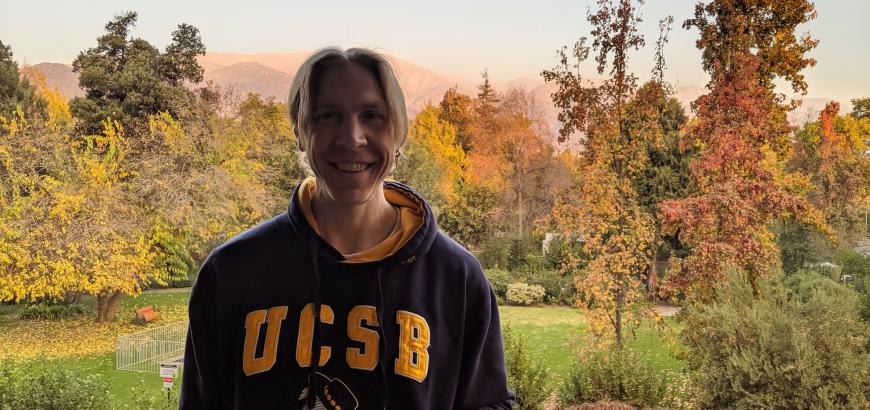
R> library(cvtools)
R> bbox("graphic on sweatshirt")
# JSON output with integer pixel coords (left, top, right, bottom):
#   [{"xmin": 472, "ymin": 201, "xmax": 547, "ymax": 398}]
[{"xmin": 298, "ymin": 372, "xmax": 359, "ymax": 410}]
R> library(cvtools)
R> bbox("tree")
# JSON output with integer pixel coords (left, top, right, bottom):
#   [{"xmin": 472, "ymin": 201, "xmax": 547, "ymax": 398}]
[
  {"xmin": 71, "ymin": 12, "xmax": 206, "ymax": 135},
  {"xmin": 659, "ymin": 0, "xmax": 828, "ymax": 299},
  {"xmin": 788, "ymin": 101, "xmax": 870, "ymax": 250},
  {"xmin": 851, "ymin": 97, "xmax": 870, "ymax": 120},
  {"xmin": 0, "ymin": 112, "xmax": 156, "ymax": 321},
  {"xmin": 0, "ymin": 79, "xmax": 303, "ymax": 321},
  {"xmin": 438, "ymin": 87, "xmax": 474, "ymax": 152},
  {"xmin": 625, "ymin": 81, "xmax": 694, "ymax": 298},
  {"xmin": 543, "ymin": 0, "xmax": 660, "ymax": 349},
  {"xmin": 471, "ymin": 69, "xmax": 501, "ymax": 155},
  {"xmin": 684, "ymin": 0, "xmax": 819, "ymax": 93},
  {"xmin": 0, "ymin": 40, "xmax": 43, "ymax": 119},
  {"xmin": 394, "ymin": 105, "xmax": 468, "ymax": 215},
  {"xmin": 437, "ymin": 178, "xmax": 501, "ymax": 249}
]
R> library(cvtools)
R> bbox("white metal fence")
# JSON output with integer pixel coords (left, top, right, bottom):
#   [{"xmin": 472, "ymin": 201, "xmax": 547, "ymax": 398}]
[{"xmin": 116, "ymin": 321, "xmax": 187, "ymax": 373}]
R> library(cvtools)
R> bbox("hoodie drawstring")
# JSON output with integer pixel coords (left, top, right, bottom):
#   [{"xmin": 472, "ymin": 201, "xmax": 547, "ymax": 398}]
[
  {"xmin": 375, "ymin": 267, "xmax": 391, "ymax": 409},
  {"xmin": 307, "ymin": 238, "xmax": 392, "ymax": 409},
  {"xmin": 308, "ymin": 239, "xmax": 322, "ymax": 408}
]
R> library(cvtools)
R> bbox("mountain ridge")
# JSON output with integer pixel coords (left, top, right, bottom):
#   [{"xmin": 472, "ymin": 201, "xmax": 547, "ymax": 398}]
[{"xmin": 23, "ymin": 52, "xmax": 842, "ymax": 134}]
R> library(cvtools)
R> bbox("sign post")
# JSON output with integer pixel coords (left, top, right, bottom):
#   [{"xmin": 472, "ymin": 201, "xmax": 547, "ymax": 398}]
[{"xmin": 160, "ymin": 362, "xmax": 180, "ymax": 402}]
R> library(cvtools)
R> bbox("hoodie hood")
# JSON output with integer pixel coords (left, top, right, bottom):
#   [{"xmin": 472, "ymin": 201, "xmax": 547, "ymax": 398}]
[{"xmin": 286, "ymin": 178, "xmax": 438, "ymax": 267}]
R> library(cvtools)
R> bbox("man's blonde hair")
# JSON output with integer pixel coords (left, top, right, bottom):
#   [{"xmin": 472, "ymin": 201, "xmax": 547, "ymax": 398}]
[{"xmin": 288, "ymin": 47, "xmax": 408, "ymax": 153}]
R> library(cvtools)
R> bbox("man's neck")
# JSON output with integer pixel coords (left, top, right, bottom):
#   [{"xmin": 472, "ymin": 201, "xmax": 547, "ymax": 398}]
[{"xmin": 312, "ymin": 187, "xmax": 398, "ymax": 255}]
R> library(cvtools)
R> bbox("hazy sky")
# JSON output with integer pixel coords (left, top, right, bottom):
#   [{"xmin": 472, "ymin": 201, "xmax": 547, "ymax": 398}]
[{"xmin": 2, "ymin": 0, "xmax": 868, "ymax": 104}]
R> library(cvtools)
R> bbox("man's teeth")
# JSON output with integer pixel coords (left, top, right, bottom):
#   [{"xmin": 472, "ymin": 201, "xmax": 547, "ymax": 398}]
[{"xmin": 335, "ymin": 162, "xmax": 369, "ymax": 172}]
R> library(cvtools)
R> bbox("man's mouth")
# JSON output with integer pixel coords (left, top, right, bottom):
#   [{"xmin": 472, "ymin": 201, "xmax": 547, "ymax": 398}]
[{"xmin": 331, "ymin": 162, "xmax": 374, "ymax": 173}]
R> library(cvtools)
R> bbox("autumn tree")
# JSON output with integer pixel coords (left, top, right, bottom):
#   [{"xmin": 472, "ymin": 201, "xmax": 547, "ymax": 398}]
[
  {"xmin": 0, "ymin": 73, "xmax": 304, "ymax": 322},
  {"xmin": 543, "ymin": 0, "xmax": 661, "ymax": 348},
  {"xmin": 71, "ymin": 12, "xmax": 206, "ymax": 135},
  {"xmin": 0, "ymin": 109, "xmax": 157, "ymax": 321},
  {"xmin": 659, "ymin": 0, "xmax": 827, "ymax": 299},
  {"xmin": 438, "ymin": 86, "xmax": 474, "ymax": 152},
  {"xmin": 785, "ymin": 101, "xmax": 870, "ymax": 257},
  {"xmin": 139, "ymin": 92, "xmax": 305, "ymax": 280},
  {"xmin": 435, "ymin": 87, "xmax": 506, "ymax": 249},
  {"xmin": 394, "ymin": 105, "xmax": 468, "ymax": 214}
]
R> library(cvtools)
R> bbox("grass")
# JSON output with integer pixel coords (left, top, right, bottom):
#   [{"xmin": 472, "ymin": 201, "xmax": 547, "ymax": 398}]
[
  {"xmin": 2, "ymin": 291, "xmax": 684, "ymax": 407},
  {"xmin": 500, "ymin": 305, "xmax": 684, "ymax": 387},
  {"xmin": 0, "ymin": 290, "xmax": 190, "ymax": 407}
]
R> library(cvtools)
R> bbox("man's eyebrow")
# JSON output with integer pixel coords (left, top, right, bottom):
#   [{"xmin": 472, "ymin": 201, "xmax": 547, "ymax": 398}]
[
  {"xmin": 313, "ymin": 103, "xmax": 341, "ymax": 111},
  {"xmin": 360, "ymin": 101, "xmax": 387, "ymax": 111}
]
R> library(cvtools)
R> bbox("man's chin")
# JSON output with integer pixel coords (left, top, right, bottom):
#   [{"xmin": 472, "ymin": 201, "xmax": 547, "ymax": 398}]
[{"xmin": 321, "ymin": 185, "xmax": 381, "ymax": 207}]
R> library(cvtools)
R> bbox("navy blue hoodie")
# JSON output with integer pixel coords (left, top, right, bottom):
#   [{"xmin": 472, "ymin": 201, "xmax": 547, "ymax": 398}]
[{"xmin": 179, "ymin": 180, "xmax": 515, "ymax": 409}]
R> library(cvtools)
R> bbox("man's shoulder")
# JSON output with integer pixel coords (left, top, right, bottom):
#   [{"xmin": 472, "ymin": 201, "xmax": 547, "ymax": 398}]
[
  {"xmin": 426, "ymin": 231, "xmax": 490, "ymax": 287},
  {"xmin": 206, "ymin": 212, "xmax": 293, "ymax": 267},
  {"xmin": 429, "ymin": 231, "xmax": 479, "ymax": 266}
]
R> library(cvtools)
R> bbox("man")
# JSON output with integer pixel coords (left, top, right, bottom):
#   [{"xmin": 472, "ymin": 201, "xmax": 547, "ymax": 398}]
[{"xmin": 180, "ymin": 47, "xmax": 514, "ymax": 409}]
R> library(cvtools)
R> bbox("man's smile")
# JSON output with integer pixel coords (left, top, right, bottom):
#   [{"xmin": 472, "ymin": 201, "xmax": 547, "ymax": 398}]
[{"xmin": 331, "ymin": 162, "xmax": 375, "ymax": 173}]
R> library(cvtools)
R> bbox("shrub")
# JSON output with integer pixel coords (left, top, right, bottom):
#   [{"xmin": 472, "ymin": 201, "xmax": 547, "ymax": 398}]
[
  {"xmin": 861, "ymin": 292, "xmax": 870, "ymax": 323},
  {"xmin": 485, "ymin": 268, "xmax": 512, "ymax": 303},
  {"xmin": 836, "ymin": 249, "xmax": 870, "ymax": 292},
  {"xmin": 525, "ymin": 270, "xmax": 576, "ymax": 305},
  {"xmin": 558, "ymin": 347, "xmax": 671, "ymax": 408},
  {"xmin": 129, "ymin": 377, "xmax": 180, "ymax": 410},
  {"xmin": 543, "ymin": 234, "xmax": 587, "ymax": 271},
  {"xmin": 801, "ymin": 262, "xmax": 842, "ymax": 281},
  {"xmin": 681, "ymin": 268, "xmax": 870, "ymax": 408},
  {"xmin": 502, "ymin": 326, "xmax": 550, "ymax": 410},
  {"xmin": 0, "ymin": 361, "xmax": 17, "ymax": 407},
  {"xmin": 507, "ymin": 282, "xmax": 545, "ymax": 305},
  {"xmin": 478, "ymin": 236, "xmax": 513, "ymax": 270},
  {"xmin": 17, "ymin": 303, "xmax": 88, "ymax": 320},
  {"xmin": 0, "ymin": 360, "xmax": 112, "ymax": 409}
]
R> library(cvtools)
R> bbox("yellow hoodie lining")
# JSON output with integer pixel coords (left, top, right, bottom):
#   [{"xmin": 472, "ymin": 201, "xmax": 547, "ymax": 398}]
[{"xmin": 297, "ymin": 177, "xmax": 425, "ymax": 264}]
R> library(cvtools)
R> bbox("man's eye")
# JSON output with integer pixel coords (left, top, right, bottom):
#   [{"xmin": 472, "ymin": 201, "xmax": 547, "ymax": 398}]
[
  {"xmin": 363, "ymin": 111, "xmax": 386, "ymax": 123},
  {"xmin": 315, "ymin": 112, "xmax": 340, "ymax": 122}
]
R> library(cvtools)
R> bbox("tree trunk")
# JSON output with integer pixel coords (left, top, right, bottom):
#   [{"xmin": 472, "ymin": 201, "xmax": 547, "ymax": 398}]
[
  {"xmin": 615, "ymin": 284, "xmax": 624, "ymax": 349},
  {"xmin": 648, "ymin": 256, "xmax": 659, "ymax": 302},
  {"xmin": 96, "ymin": 291, "xmax": 123, "ymax": 322}
]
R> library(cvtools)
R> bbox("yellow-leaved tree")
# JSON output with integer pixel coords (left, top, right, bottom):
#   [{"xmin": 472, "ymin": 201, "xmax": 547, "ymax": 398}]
[
  {"xmin": 394, "ymin": 104, "xmax": 468, "ymax": 214},
  {"xmin": 0, "ymin": 108, "xmax": 156, "ymax": 321}
]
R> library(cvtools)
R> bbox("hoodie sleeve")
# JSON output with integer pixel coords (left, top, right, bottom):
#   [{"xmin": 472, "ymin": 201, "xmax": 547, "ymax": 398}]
[
  {"xmin": 453, "ymin": 265, "xmax": 516, "ymax": 410},
  {"xmin": 179, "ymin": 259, "xmax": 230, "ymax": 409}
]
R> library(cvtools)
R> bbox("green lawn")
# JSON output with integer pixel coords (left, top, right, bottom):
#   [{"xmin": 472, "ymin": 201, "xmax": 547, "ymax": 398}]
[
  {"xmin": 500, "ymin": 305, "xmax": 684, "ymax": 386},
  {"xmin": 3, "ymin": 292, "xmax": 684, "ymax": 407},
  {"xmin": 1, "ymin": 290, "xmax": 190, "ymax": 408}
]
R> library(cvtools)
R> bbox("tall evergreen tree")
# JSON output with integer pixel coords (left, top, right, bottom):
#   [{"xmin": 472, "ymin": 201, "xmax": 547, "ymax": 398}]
[
  {"xmin": 70, "ymin": 12, "xmax": 206, "ymax": 135},
  {"xmin": 0, "ymin": 40, "xmax": 43, "ymax": 119}
]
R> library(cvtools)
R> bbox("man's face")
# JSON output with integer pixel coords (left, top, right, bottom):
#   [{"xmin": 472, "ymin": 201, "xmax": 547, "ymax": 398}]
[{"xmin": 305, "ymin": 62, "xmax": 394, "ymax": 206}]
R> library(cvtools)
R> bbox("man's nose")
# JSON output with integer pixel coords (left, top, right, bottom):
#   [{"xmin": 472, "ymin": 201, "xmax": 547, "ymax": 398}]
[{"xmin": 335, "ymin": 116, "xmax": 367, "ymax": 149}]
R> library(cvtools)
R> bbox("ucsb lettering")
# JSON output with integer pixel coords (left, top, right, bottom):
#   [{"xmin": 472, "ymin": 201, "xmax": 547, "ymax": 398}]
[{"xmin": 242, "ymin": 304, "xmax": 431, "ymax": 383}]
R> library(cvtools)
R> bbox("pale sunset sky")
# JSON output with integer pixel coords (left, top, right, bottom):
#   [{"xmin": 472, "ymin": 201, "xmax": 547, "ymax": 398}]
[{"xmin": 2, "ymin": 0, "xmax": 868, "ymax": 105}]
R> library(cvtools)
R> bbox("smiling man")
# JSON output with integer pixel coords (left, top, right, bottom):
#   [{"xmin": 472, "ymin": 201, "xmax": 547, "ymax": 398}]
[{"xmin": 179, "ymin": 47, "xmax": 515, "ymax": 409}]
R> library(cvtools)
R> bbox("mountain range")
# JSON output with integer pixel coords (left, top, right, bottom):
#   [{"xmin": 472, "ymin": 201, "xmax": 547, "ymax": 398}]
[{"xmin": 23, "ymin": 52, "xmax": 841, "ymax": 144}]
